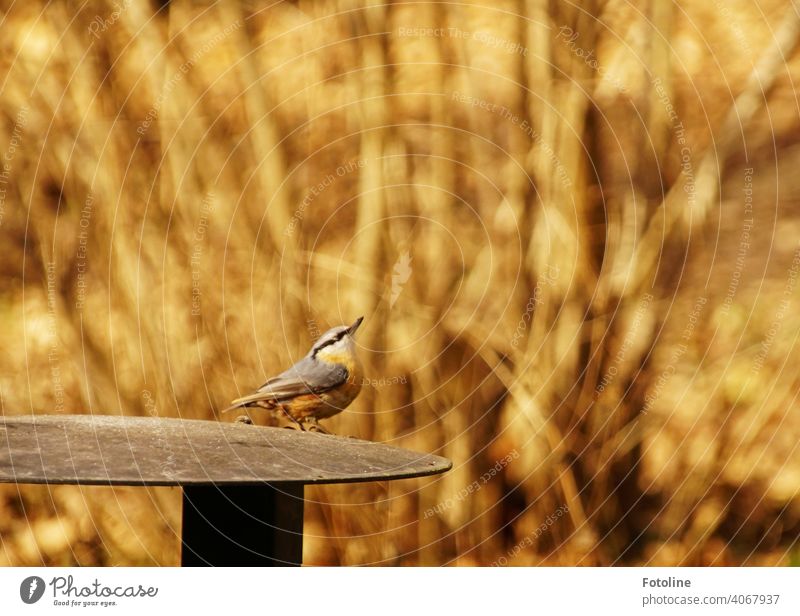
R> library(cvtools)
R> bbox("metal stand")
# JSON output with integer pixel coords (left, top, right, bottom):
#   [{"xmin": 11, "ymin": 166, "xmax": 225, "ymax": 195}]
[
  {"xmin": 0, "ymin": 415, "xmax": 451, "ymax": 566},
  {"xmin": 181, "ymin": 483, "xmax": 304, "ymax": 566}
]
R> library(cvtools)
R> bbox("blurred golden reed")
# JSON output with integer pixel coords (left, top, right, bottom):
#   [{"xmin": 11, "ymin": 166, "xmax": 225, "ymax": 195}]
[{"xmin": 1, "ymin": 0, "xmax": 800, "ymax": 565}]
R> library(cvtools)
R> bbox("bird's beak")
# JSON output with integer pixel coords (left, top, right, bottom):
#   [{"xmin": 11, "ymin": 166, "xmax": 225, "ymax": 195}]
[{"xmin": 347, "ymin": 316, "xmax": 364, "ymax": 336}]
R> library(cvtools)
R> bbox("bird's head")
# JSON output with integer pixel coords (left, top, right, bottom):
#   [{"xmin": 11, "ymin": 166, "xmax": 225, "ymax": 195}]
[{"xmin": 310, "ymin": 316, "xmax": 363, "ymax": 361}]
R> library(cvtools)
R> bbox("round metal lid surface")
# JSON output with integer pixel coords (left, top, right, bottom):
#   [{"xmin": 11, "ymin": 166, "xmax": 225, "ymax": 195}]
[{"xmin": 0, "ymin": 414, "xmax": 451, "ymax": 486}]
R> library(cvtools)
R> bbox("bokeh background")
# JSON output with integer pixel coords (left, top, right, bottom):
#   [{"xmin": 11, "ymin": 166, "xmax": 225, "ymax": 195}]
[{"xmin": 1, "ymin": 0, "xmax": 800, "ymax": 565}]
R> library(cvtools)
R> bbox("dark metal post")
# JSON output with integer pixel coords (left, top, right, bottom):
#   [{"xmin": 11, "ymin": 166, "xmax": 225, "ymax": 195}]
[{"xmin": 181, "ymin": 483, "xmax": 304, "ymax": 566}]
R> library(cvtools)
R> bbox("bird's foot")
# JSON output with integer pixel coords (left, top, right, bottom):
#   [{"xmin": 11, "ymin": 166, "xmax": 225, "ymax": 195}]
[
  {"xmin": 304, "ymin": 419, "xmax": 332, "ymax": 435},
  {"xmin": 279, "ymin": 405, "xmax": 306, "ymax": 431},
  {"xmin": 234, "ymin": 415, "xmax": 253, "ymax": 425}
]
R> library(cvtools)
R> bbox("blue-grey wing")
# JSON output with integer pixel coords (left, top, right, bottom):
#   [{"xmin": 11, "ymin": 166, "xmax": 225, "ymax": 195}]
[
  {"xmin": 260, "ymin": 356, "xmax": 349, "ymax": 397},
  {"xmin": 228, "ymin": 357, "xmax": 348, "ymax": 407}
]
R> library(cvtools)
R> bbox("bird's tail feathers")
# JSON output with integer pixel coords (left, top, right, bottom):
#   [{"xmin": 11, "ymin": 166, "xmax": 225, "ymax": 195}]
[{"xmin": 221, "ymin": 390, "xmax": 275, "ymax": 413}]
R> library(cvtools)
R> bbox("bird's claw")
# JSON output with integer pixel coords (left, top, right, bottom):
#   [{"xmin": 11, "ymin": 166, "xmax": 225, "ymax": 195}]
[{"xmin": 304, "ymin": 419, "xmax": 332, "ymax": 435}]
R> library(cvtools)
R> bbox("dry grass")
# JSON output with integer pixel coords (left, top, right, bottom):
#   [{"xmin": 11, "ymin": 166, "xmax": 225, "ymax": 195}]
[{"xmin": 1, "ymin": 0, "xmax": 800, "ymax": 565}]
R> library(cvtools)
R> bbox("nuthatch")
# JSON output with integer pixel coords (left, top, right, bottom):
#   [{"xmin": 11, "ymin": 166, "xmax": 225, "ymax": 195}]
[{"xmin": 223, "ymin": 317, "xmax": 364, "ymax": 434}]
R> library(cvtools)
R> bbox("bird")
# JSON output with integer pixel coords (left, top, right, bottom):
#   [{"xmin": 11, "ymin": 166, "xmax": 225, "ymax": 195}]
[{"xmin": 222, "ymin": 317, "xmax": 364, "ymax": 434}]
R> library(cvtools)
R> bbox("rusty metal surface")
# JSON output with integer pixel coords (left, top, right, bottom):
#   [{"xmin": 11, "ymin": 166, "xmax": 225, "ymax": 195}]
[{"xmin": 0, "ymin": 415, "xmax": 451, "ymax": 486}]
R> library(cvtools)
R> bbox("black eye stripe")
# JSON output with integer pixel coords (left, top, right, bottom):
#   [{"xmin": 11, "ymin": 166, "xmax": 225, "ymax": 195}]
[{"xmin": 312, "ymin": 331, "xmax": 345, "ymax": 355}]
